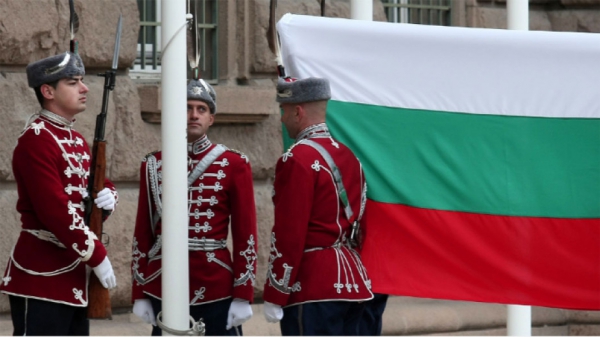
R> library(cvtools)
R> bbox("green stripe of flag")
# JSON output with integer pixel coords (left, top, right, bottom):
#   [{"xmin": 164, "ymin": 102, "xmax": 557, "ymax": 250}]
[{"xmin": 326, "ymin": 100, "xmax": 600, "ymax": 219}]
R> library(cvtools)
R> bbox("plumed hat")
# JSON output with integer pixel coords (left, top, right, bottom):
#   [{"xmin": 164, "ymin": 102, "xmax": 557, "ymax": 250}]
[
  {"xmin": 276, "ymin": 77, "xmax": 331, "ymax": 104},
  {"xmin": 187, "ymin": 79, "xmax": 217, "ymax": 114},
  {"xmin": 26, "ymin": 52, "xmax": 85, "ymax": 88}
]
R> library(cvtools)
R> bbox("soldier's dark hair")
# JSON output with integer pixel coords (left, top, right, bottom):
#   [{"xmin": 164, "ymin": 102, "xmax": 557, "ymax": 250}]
[{"xmin": 34, "ymin": 80, "xmax": 59, "ymax": 108}]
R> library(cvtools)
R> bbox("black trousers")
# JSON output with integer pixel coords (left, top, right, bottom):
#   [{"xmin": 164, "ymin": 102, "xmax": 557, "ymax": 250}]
[
  {"xmin": 9, "ymin": 295, "xmax": 89, "ymax": 336},
  {"xmin": 149, "ymin": 297, "xmax": 241, "ymax": 336},
  {"xmin": 358, "ymin": 293, "xmax": 389, "ymax": 336},
  {"xmin": 280, "ymin": 301, "xmax": 366, "ymax": 336}
]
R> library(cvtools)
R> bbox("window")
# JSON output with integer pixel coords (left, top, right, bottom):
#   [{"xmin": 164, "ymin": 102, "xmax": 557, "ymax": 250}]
[
  {"xmin": 134, "ymin": 0, "xmax": 161, "ymax": 73},
  {"xmin": 133, "ymin": 0, "xmax": 219, "ymax": 81},
  {"xmin": 382, "ymin": 0, "xmax": 452, "ymax": 26}
]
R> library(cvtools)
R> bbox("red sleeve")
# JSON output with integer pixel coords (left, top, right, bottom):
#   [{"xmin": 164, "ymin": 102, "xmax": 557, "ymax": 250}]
[
  {"xmin": 131, "ymin": 159, "xmax": 154, "ymax": 302},
  {"xmin": 263, "ymin": 152, "xmax": 313, "ymax": 306},
  {"xmin": 229, "ymin": 155, "xmax": 258, "ymax": 302}
]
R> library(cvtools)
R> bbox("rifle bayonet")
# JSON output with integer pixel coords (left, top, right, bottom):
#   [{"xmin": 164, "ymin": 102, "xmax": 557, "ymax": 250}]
[
  {"xmin": 69, "ymin": 0, "xmax": 80, "ymax": 53},
  {"xmin": 267, "ymin": 0, "xmax": 286, "ymax": 78},
  {"xmin": 86, "ymin": 14, "xmax": 122, "ymax": 320},
  {"xmin": 111, "ymin": 15, "xmax": 122, "ymax": 71},
  {"xmin": 187, "ymin": 1, "xmax": 201, "ymax": 79}
]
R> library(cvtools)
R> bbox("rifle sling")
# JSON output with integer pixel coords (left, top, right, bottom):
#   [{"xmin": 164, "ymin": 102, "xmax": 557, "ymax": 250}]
[{"xmin": 301, "ymin": 140, "xmax": 354, "ymax": 221}]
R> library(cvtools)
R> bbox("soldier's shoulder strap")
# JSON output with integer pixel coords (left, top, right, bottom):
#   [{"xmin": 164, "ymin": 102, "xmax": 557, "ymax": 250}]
[
  {"xmin": 300, "ymin": 139, "xmax": 354, "ymax": 221},
  {"xmin": 149, "ymin": 145, "xmax": 228, "ymax": 235},
  {"xmin": 187, "ymin": 144, "xmax": 227, "ymax": 186}
]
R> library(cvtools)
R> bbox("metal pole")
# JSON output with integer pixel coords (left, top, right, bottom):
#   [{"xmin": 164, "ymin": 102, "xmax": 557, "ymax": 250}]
[
  {"xmin": 156, "ymin": 0, "xmax": 162, "ymax": 50},
  {"xmin": 507, "ymin": 305, "xmax": 532, "ymax": 336},
  {"xmin": 507, "ymin": 0, "xmax": 528, "ymax": 30},
  {"xmin": 506, "ymin": 1, "xmax": 530, "ymax": 335},
  {"xmin": 350, "ymin": 0, "xmax": 373, "ymax": 21},
  {"xmin": 400, "ymin": 0, "xmax": 408, "ymax": 23},
  {"xmin": 160, "ymin": 0, "xmax": 189, "ymax": 335}
]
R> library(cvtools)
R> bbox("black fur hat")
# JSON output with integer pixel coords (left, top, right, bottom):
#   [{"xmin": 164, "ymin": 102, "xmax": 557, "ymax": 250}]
[
  {"xmin": 276, "ymin": 77, "xmax": 331, "ymax": 104},
  {"xmin": 26, "ymin": 52, "xmax": 85, "ymax": 88}
]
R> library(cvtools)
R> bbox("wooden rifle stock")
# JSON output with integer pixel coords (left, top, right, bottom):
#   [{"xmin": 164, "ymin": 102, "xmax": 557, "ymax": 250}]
[
  {"xmin": 77, "ymin": 8, "xmax": 121, "ymax": 322},
  {"xmin": 87, "ymin": 140, "xmax": 112, "ymax": 319}
]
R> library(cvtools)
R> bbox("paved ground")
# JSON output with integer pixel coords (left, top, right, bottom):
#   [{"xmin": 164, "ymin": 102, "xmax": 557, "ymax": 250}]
[
  {"xmin": 0, "ymin": 303, "xmax": 281, "ymax": 336},
  {"xmin": 0, "ymin": 296, "xmax": 590, "ymax": 336}
]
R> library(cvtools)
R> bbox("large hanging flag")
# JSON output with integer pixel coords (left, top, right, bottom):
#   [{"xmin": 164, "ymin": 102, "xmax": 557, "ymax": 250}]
[{"xmin": 277, "ymin": 14, "xmax": 600, "ymax": 310}]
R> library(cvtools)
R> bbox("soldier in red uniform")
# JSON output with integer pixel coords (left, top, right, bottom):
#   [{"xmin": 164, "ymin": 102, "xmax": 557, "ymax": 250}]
[
  {"xmin": 262, "ymin": 77, "xmax": 373, "ymax": 335},
  {"xmin": 131, "ymin": 78, "xmax": 257, "ymax": 336},
  {"xmin": 0, "ymin": 52, "xmax": 118, "ymax": 336}
]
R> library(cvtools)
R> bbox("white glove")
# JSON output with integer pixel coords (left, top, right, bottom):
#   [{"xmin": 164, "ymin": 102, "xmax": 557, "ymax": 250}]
[
  {"xmin": 133, "ymin": 299, "xmax": 156, "ymax": 326},
  {"xmin": 94, "ymin": 188, "xmax": 116, "ymax": 211},
  {"xmin": 263, "ymin": 301, "xmax": 283, "ymax": 323},
  {"xmin": 226, "ymin": 298, "xmax": 253, "ymax": 329},
  {"xmin": 92, "ymin": 256, "xmax": 117, "ymax": 289}
]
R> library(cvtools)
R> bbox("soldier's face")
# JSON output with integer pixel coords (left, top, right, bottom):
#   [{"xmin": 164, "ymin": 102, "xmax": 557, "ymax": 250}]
[
  {"xmin": 280, "ymin": 103, "xmax": 299, "ymax": 138},
  {"xmin": 43, "ymin": 76, "xmax": 88, "ymax": 119},
  {"xmin": 187, "ymin": 100, "xmax": 214, "ymax": 142}
]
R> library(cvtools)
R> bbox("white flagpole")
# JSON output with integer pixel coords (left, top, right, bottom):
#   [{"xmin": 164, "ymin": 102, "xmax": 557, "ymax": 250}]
[
  {"xmin": 351, "ymin": 0, "xmax": 373, "ymax": 21},
  {"xmin": 506, "ymin": 0, "xmax": 531, "ymax": 335},
  {"xmin": 400, "ymin": 0, "xmax": 408, "ymax": 23},
  {"xmin": 507, "ymin": 0, "xmax": 529, "ymax": 31},
  {"xmin": 160, "ymin": 0, "xmax": 190, "ymax": 335}
]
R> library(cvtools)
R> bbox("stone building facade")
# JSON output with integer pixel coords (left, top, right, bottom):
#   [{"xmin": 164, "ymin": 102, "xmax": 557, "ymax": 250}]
[{"xmin": 0, "ymin": 0, "xmax": 599, "ymax": 334}]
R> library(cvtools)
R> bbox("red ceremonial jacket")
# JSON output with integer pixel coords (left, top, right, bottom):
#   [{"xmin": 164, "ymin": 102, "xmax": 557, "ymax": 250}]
[
  {"xmin": 0, "ymin": 111, "xmax": 117, "ymax": 307},
  {"xmin": 132, "ymin": 135, "xmax": 257, "ymax": 305},
  {"xmin": 263, "ymin": 123, "xmax": 373, "ymax": 307}
]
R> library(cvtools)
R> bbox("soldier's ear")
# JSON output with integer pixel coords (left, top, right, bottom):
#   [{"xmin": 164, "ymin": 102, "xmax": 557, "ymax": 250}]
[
  {"xmin": 295, "ymin": 104, "xmax": 305, "ymax": 120},
  {"xmin": 40, "ymin": 84, "xmax": 55, "ymax": 100}
]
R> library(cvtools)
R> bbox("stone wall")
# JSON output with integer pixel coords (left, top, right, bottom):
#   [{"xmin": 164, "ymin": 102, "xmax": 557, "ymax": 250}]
[
  {"xmin": 1, "ymin": 0, "xmax": 600, "ymax": 335},
  {"xmin": 0, "ymin": 0, "xmax": 145, "ymax": 312},
  {"xmin": 464, "ymin": 0, "xmax": 600, "ymax": 31},
  {"xmin": 135, "ymin": 0, "xmax": 389, "ymax": 304},
  {"xmin": 0, "ymin": 0, "xmax": 386, "ymax": 311}
]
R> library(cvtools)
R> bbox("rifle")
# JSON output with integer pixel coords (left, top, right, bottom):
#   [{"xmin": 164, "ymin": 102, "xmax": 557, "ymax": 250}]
[
  {"xmin": 85, "ymin": 14, "xmax": 122, "ymax": 320},
  {"xmin": 187, "ymin": 0, "xmax": 201, "ymax": 80},
  {"xmin": 68, "ymin": 0, "xmax": 79, "ymax": 54},
  {"xmin": 267, "ymin": 0, "xmax": 286, "ymax": 78},
  {"xmin": 266, "ymin": 0, "xmax": 326, "ymax": 78}
]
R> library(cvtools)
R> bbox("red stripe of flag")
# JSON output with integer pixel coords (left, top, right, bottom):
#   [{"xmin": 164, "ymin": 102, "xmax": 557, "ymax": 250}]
[{"xmin": 360, "ymin": 200, "xmax": 600, "ymax": 310}]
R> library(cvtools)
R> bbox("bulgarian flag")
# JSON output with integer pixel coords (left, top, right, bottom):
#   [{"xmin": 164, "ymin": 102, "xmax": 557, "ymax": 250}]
[{"xmin": 277, "ymin": 14, "xmax": 600, "ymax": 310}]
